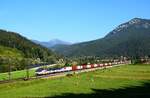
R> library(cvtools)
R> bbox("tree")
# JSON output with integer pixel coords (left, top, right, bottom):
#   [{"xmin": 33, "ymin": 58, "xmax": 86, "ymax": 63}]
[
  {"xmin": 6, "ymin": 57, "xmax": 14, "ymax": 81},
  {"xmin": 8, "ymin": 58, "xmax": 11, "ymax": 80},
  {"xmin": 21, "ymin": 58, "xmax": 33, "ymax": 80},
  {"xmin": 6, "ymin": 57, "xmax": 18, "ymax": 80}
]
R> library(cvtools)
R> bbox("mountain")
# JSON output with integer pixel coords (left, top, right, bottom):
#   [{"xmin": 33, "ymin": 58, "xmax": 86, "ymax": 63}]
[
  {"xmin": 0, "ymin": 29, "xmax": 60, "ymax": 72},
  {"xmin": 33, "ymin": 39, "xmax": 72, "ymax": 48},
  {"xmin": 53, "ymin": 18, "xmax": 150, "ymax": 58},
  {"xmin": 0, "ymin": 29, "xmax": 58, "ymax": 61}
]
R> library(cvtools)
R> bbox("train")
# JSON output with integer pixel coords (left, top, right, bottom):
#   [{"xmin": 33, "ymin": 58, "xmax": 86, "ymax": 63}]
[{"xmin": 35, "ymin": 61, "xmax": 125, "ymax": 76}]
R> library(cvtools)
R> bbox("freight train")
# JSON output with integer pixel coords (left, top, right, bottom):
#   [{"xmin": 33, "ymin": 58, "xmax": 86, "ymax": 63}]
[{"xmin": 35, "ymin": 61, "xmax": 125, "ymax": 76}]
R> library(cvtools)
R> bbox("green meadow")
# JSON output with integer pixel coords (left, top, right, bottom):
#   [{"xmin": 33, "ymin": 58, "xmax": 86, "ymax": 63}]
[
  {"xmin": 0, "ymin": 64, "xmax": 150, "ymax": 98},
  {"xmin": 0, "ymin": 69, "xmax": 35, "ymax": 81}
]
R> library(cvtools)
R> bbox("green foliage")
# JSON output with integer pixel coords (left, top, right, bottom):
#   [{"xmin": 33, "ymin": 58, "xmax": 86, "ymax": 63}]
[{"xmin": 64, "ymin": 63, "xmax": 72, "ymax": 67}]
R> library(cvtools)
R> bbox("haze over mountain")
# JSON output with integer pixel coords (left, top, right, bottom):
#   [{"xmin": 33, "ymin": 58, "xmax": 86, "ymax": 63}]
[
  {"xmin": 53, "ymin": 18, "xmax": 150, "ymax": 58},
  {"xmin": 33, "ymin": 39, "xmax": 72, "ymax": 48}
]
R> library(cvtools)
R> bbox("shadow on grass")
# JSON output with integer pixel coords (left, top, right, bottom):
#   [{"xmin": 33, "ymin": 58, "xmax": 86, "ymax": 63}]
[{"xmin": 46, "ymin": 81, "xmax": 150, "ymax": 98}]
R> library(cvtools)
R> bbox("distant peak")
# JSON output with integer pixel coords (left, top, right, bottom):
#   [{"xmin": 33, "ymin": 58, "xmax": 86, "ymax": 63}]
[
  {"xmin": 48, "ymin": 39, "xmax": 61, "ymax": 42},
  {"xmin": 129, "ymin": 18, "xmax": 150, "ymax": 23},
  {"xmin": 131, "ymin": 17, "xmax": 142, "ymax": 21},
  {"xmin": 128, "ymin": 18, "xmax": 143, "ymax": 25}
]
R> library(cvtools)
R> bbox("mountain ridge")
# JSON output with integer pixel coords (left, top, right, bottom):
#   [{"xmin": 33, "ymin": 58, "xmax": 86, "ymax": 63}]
[
  {"xmin": 33, "ymin": 39, "xmax": 72, "ymax": 48},
  {"xmin": 53, "ymin": 18, "xmax": 150, "ymax": 58}
]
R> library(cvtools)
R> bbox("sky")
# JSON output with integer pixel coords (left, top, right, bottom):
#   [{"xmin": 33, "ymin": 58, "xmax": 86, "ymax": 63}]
[{"xmin": 0, "ymin": 0, "xmax": 150, "ymax": 43}]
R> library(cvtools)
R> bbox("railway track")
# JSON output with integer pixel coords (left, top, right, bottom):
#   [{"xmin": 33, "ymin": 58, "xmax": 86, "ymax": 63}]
[{"xmin": 0, "ymin": 64, "xmax": 125, "ymax": 84}]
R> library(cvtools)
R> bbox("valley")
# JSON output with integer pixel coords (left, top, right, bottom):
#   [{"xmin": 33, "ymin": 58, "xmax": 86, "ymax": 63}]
[{"xmin": 0, "ymin": 1, "xmax": 150, "ymax": 97}]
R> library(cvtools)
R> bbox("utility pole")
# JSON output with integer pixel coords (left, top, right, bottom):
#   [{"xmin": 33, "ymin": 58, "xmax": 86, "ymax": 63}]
[{"xmin": 26, "ymin": 58, "xmax": 31, "ymax": 80}]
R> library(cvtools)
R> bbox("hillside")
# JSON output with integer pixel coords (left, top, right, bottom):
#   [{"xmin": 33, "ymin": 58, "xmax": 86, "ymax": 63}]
[
  {"xmin": 0, "ymin": 29, "xmax": 57, "ymax": 60},
  {"xmin": 0, "ymin": 29, "xmax": 59, "ymax": 72},
  {"xmin": 53, "ymin": 18, "xmax": 150, "ymax": 58},
  {"xmin": 0, "ymin": 45, "xmax": 24, "ymax": 58}
]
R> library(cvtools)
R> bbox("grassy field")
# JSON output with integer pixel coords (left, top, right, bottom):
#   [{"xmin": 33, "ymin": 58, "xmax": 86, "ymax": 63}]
[
  {"xmin": 0, "ymin": 69, "xmax": 35, "ymax": 81},
  {"xmin": 0, "ymin": 64, "xmax": 150, "ymax": 98}
]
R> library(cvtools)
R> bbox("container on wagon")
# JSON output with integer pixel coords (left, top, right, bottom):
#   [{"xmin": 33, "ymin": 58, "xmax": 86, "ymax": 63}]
[
  {"xmin": 86, "ymin": 64, "xmax": 91, "ymax": 68},
  {"xmin": 104, "ymin": 63, "xmax": 108, "ymax": 66},
  {"xmin": 72, "ymin": 65, "xmax": 77, "ymax": 71},
  {"xmin": 94, "ymin": 64, "xmax": 98, "ymax": 67},
  {"xmin": 108, "ymin": 63, "xmax": 112, "ymax": 66},
  {"xmin": 99, "ymin": 63, "xmax": 103, "ymax": 67},
  {"xmin": 77, "ymin": 66, "xmax": 83, "ymax": 70},
  {"xmin": 91, "ymin": 64, "xmax": 94, "ymax": 68},
  {"xmin": 82, "ymin": 65, "xmax": 87, "ymax": 69}
]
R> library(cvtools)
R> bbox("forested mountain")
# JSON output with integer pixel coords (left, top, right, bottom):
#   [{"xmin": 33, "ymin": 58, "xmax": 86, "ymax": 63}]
[
  {"xmin": 0, "ymin": 29, "xmax": 59, "ymax": 72},
  {"xmin": 53, "ymin": 18, "xmax": 150, "ymax": 58},
  {"xmin": 0, "ymin": 29, "xmax": 58, "ymax": 60}
]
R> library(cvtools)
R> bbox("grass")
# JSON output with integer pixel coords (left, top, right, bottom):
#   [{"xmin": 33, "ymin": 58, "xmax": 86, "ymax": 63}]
[
  {"xmin": 0, "ymin": 64, "xmax": 149, "ymax": 98},
  {"xmin": 0, "ymin": 45, "xmax": 24, "ymax": 58},
  {"xmin": 0, "ymin": 69, "xmax": 35, "ymax": 81}
]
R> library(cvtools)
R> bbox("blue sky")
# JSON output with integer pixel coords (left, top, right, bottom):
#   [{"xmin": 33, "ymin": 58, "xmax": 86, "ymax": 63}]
[{"xmin": 0, "ymin": 0, "xmax": 150, "ymax": 43}]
